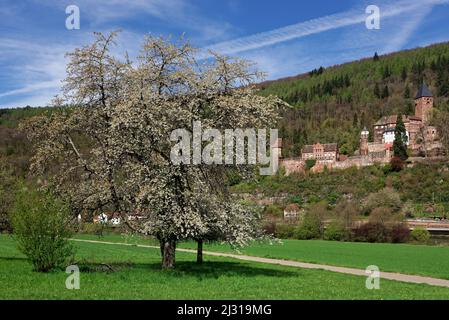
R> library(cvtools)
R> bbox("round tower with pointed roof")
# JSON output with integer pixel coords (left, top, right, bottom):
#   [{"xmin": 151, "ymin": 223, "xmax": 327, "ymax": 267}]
[
  {"xmin": 360, "ymin": 127, "xmax": 370, "ymax": 156},
  {"xmin": 415, "ymin": 83, "xmax": 434, "ymax": 124}
]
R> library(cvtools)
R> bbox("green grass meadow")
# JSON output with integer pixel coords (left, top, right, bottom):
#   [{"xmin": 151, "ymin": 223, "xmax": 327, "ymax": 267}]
[
  {"xmin": 75, "ymin": 234, "xmax": 449, "ymax": 280},
  {"xmin": 1, "ymin": 234, "xmax": 449, "ymax": 299}
]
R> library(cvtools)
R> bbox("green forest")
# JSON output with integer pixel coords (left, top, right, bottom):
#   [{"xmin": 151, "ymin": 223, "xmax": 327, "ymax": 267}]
[{"xmin": 259, "ymin": 42, "xmax": 449, "ymax": 156}]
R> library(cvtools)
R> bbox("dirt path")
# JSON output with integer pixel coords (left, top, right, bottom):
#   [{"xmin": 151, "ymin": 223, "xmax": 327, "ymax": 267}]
[{"xmin": 71, "ymin": 238, "xmax": 449, "ymax": 288}]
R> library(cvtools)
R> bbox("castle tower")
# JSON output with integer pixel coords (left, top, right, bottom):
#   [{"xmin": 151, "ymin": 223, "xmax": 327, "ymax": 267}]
[
  {"xmin": 360, "ymin": 127, "xmax": 369, "ymax": 156},
  {"xmin": 415, "ymin": 83, "xmax": 434, "ymax": 124}
]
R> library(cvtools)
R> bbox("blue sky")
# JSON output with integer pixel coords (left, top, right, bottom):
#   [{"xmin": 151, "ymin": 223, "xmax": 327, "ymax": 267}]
[{"xmin": 1, "ymin": 0, "xmax": 449, "ymax": 108}]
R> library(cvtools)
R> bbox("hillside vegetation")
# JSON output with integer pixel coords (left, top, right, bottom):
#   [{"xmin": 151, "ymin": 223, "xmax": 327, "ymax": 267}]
[{"xmin": 259, "ymin": 42, "xmax": 449, "ymax": 156}]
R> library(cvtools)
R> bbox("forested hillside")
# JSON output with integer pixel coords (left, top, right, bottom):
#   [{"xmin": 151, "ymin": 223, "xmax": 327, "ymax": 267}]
[
  {"xmin": 259, "ymin": 42, "xmax": 449, "ymax": 157},
  {"xmin": 0, "ymin": 107, "xmax": 52, "ymax": 177}
]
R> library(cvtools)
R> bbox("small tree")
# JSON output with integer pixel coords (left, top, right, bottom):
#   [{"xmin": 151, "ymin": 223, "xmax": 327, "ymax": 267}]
[
  {"xmin": 11, "ymin": 187, "xmax": 75, "ymax": 272},
  {"xmin": 295, "ymin": 202, "xmax": 327, "ymax": 239},
  {"xmin": 362, "ymin": 188, "xmax": 403, "ymax": 216},
  {"xmin": 393, "ymin": 114, "xmax": 408, "ymax": 161}
]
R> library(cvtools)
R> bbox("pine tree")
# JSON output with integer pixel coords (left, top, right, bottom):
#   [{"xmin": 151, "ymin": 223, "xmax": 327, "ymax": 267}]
[
  {"xmin": 382, "ymin": 85, "xmax": 390, "ymax": 99},
  {"xmin": 404, "ymin": 84, "xmax": 410, "ymax": 99},
  {"xmin": 393, "ymin": 114, "xmax": 408, "ymax": 161},
  {"xmin": 382, "ymin": 66, "xmax": 391, "ymax": 79},
  {"xmin": 401, "ymin": 66, "xmax": 408, "ymax": 81},
  {"xmin": 374, "ymin": 83, "xmax": 381, "ymax": 98}
]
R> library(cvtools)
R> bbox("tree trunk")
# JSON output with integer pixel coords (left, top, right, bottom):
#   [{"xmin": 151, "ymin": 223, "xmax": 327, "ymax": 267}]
[
  {"xmin": 161, "ymin": 239, "xmax": 176, "ymax": 269},
  {"xmin": 197, "ymin": 239, "xmax": 203, "ymax": 264}
]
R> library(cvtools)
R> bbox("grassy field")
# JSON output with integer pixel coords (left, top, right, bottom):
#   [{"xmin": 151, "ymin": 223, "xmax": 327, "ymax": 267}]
[
  {"xmin": 2, "ymin": 234, "xmax": 449, "ymax": 299},
  {"xmin": 75, "ymin": 234, "xmax": 449, "ymax": 280}
]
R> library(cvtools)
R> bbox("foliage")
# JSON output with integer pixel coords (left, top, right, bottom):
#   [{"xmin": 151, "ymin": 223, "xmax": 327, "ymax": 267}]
[
  {"xmin": 263, "ymin": 204, "xmax": 284, "ymax": 217},
  {"xmin": 393, "ymin": 114, "xmax": 409, "ymax": 161},
  {"xmin": 333, "ymin": 199, "xmax": 358, "ymax": 229},
  {"xmin": 0, "ymin": 159, "xmax": 17, "ymax": 232},
  {"xmin": 410, "ymin": 228, "xmax": 431, "ymax": 243},
  {"xmin": 361, "ymin": 188, "xmax": 403, "ymax": 216},
  {"xmin": 389, "ymin": 224, "xmax": 410, "ymax": 243},
  {"xmin": 22, "ymin": 32, "xmax": 284, "ymax": 269},
  {"xmin": 323, "ymin": 222, "xmax": 349, "ymax": 241},
  {"xmin": 274, "ymin": 223, "xmax": 296, "ymax": 239},
  {"xmin": 353, "ymin": 222, "xmax": 390, "ymax": 243},
  {"xmin": 305, "ymin": 159, "xmax": 316, "ymax": 170},
  {"xmin": 11, "ymin": 187, "xmax": 75, "ymax": 272},
  {"xmin": 432, "ymin": 106, "xmax": 449, "ymax": 154},
  {"xmin": 368, "ymin": 207, "xmax": 404, "ymax": 225},
  {"xmin": 294, "ymin": 202, "xmax": 326, "ymax": 240}
]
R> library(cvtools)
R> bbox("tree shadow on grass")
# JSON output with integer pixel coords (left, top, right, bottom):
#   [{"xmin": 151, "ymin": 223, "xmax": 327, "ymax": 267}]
[
  {"xmin": 145, "ymin": 261, "xmax": 300, "ymax": 279},
  {"xmin": 76, "ymin": 260, "xmax": 299, "ymax": 279},
  {"xmin": 0, "ymin": 257, "xmax": 300, "ymax": 279},
  {"xmin": 0, "ymin": 256, "xmax": 27, "ymax": 262}
]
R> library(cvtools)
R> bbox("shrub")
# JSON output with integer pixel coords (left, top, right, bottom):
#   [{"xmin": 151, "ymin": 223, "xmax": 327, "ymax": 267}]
[
  {"xmin": 361, "ymin": 188, "xmax": 403, "ymax": 216},
  {"xmin": 295, "ymin": 214, "xmax": 322, "ymax": 240},
  {"xmin": 263, "ymin": 204, "xmax": 284, "ymax": 217},
  {"xmin": 389, "ymin": 223, "xmax": 410, "ymax": 243},
  {"xmin": 275, "ymin": 223, "xmax": 296, "ymax": 239},
  {"xmin": 410, "ymin": 228, "xmax": 431, "ymax": 243},
  {"xmin": 353, "ymin": 222, "xmax": 390, "ymax": 243},
  {"xmin": 369, "ymin": 207, "xmax": 394, "ymax": 224},
  {"xmin": 324, "ymin": 222, "xmax": 350, "ymax": 241},
  {"xmin": 11, "ymin": 187, "xmax": 75, "ymax": 272},
  {"xmin": 305, "ymin": 159, "xmax": 317, "ymax": 170},
  {"xmin": 333, "ymin": 199, "xmax": 359, "ymax": 229}
]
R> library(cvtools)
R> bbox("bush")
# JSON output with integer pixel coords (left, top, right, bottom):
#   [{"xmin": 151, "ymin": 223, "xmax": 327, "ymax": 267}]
[
  {"xmin": 361, "ymin": 188, "xmax": 403, "ymax": 216},
  {"xmin": 263, "ymin": 204, "xmax": 283, "ymax": 217},
  {"xmin": 295, "ymin": 215, "xmax": 322, "ymax": 240},
  {"xmin": 11, "ymin": 187, "xmax": 75, "ymax": 272},
  {"xmin": 275, "ymin": 223, "xmax": 296, "ymax": 239},
  {"xmin": 353, "ymin": 222, "xmax": 390, "ymax": 243},
  {"xmin": 389, "ymin": 223, "xmax": 410, "ymax": 243},
  {"xmin": 410, "ymin": 228, "xmax": 431, "ymax": 243},
  {"xmin": 305, "ymin": 159, "xmax": 317, "ymax": 170},
  {"xmin": 324, "ymin": 222, "xmax": 351, "ymax": 241}
]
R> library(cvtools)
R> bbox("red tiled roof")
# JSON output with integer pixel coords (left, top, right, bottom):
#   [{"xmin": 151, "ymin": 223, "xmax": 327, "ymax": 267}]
[
  {"xmin": 375, "ymin": 115, "xmax": 422, "ymax": 126},
  {"xmin": 302, "ymin": 143, "xmax": 338, "ymax": 154}
]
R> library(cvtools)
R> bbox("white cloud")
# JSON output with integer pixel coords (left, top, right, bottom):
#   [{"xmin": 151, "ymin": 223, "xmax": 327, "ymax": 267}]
[{"xmin": 201, "ymin": 0, "xmax": 449, "ymax": 57}]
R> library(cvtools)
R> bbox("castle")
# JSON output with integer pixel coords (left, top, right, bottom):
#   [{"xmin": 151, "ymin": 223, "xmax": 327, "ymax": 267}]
[{"xmin": 280, "ymin": 84, "xmax": 443, "ymax": 175}]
